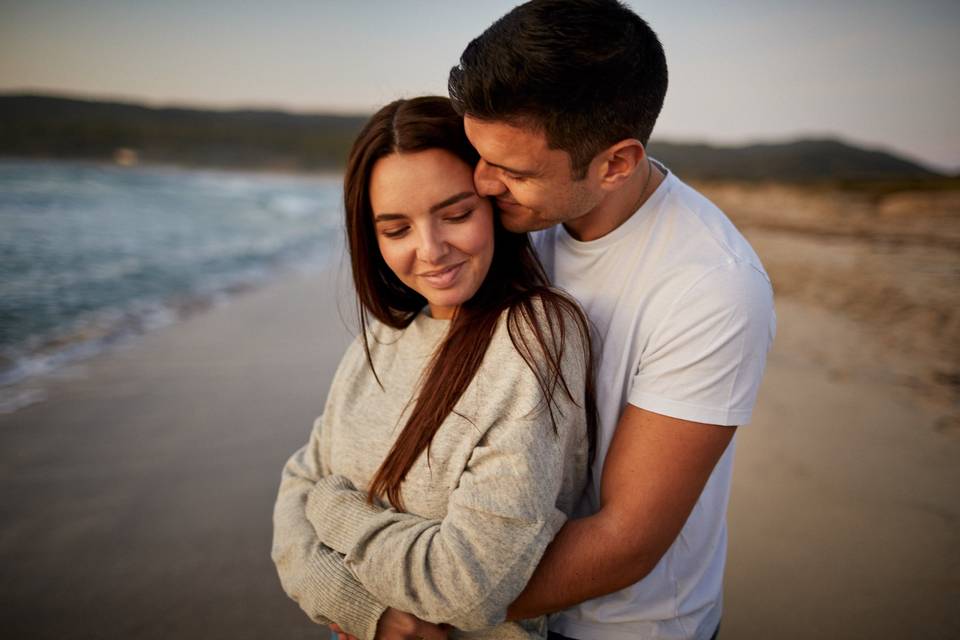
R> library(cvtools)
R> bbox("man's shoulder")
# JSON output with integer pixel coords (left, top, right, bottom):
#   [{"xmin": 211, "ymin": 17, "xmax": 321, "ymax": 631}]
[
  {"xmin": 606, "ymin": 172, "xmax": 773, "ymax": 335},
  {"xmin": 652, "ymin": 171, "xmax": 768, "ymax": 279},
  {"xmin": 536, "ymin": 167, "xmax": 771, "ymax": 320}
]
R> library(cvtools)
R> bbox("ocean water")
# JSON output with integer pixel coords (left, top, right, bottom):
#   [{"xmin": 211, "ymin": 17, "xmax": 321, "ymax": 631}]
[{"xmin": 0, "ymin": 159, "xmax": 344, "ymax": 403}]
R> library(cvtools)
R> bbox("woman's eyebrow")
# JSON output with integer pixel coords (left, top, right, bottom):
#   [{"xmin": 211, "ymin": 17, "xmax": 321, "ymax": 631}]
[
  {"xmin": 429, "ymin": 191, "xmax": 475, "ymax": 213},
  {"xmin": 374, "ymin": 192, "xmax": 476, "ymax": 222},
  {"xmin": 373, "ymin": 213, "xmax": 406, "ymax": 222}
]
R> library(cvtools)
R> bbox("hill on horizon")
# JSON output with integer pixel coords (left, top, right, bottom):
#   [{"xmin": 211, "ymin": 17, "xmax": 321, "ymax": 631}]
[
  {"xmin": 0, "ymin": 94, "xmax": 368, "ymax": 171},
  {"xmin": 646, "ymin": 138, "xmax": 942, "ymax": 182},
  {"xmin": 0, "ymin": 93, "xmax": 946, "ymax": 182}
]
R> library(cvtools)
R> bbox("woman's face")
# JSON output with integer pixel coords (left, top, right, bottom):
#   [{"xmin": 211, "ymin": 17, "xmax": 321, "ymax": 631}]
[{"xmin": 369, "ymin": 148, "xmax": 495, "ymax": 319}]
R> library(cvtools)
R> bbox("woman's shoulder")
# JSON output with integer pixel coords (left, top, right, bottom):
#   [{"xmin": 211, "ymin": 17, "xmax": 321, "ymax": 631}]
[
  {"xmin": 482, "ymin": 288, "xmax": 590, "ymax": 395},
  {"xmin": 460, "ymin": 290, "xmax": 592, "ymax": 453},
  {"xmin": 343, "ymin": 311, "xmax": 450, "ymax": 388},
  {"xmin": 329, "ymin": 316, "xmax": 401, "ymax": 378},
  {"xmin": 327, "ymin": 313, "xmax": 436, "ymax": 405},
  {"xmin": 493, "ymin": 288, "xmax": 588, "ymax": 358}
]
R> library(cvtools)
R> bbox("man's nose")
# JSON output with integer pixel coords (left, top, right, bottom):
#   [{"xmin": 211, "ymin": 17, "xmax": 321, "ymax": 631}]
[{"xmin": 474, "ymin": 159, "xmax": 506, "ymax": 197}]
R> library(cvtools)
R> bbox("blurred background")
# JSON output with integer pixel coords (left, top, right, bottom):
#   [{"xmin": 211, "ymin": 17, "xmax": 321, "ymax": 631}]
[{"xmin": 1, "ymin": 1, "xmax": 958, "ymax": 638}]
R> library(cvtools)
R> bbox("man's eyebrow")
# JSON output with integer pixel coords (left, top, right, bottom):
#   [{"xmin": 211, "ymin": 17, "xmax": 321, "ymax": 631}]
[
  {"xmin": 428, "ymin": 191, "xmax": 476, "ymax": 213},
  {"xmin": 484, "ymin": 160, "xmax": 536, "ymax": 176}
]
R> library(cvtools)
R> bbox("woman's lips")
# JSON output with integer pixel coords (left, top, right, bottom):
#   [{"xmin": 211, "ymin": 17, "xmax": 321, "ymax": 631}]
[{"xmin": 419, "ymin": 262, "xmax": 464, "ymax": 289}]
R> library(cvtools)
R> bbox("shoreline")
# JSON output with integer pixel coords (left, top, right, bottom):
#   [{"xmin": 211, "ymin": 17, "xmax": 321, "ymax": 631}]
[
  {"xmin": 0, "ymin": 259, "xmax": 340, "ymax": 414},
  {"xmin": 0, "ymin": 156, "xmax": 348, "ymax": 413}
]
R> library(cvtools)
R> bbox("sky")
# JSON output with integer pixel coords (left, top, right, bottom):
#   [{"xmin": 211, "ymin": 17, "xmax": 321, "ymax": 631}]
[{"xmin": 2, "ymin": 0, "xmax": 958, "ymax": 172}]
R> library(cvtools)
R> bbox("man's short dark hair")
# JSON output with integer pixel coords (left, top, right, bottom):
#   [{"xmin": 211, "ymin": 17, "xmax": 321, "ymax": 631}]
[{"xmin": 448, "ymin": 0, "xmax": 668, "ymax": 179}]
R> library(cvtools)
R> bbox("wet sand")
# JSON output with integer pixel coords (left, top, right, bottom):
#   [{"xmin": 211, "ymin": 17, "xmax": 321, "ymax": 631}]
[{"xmin": 1, "ymin": 186, "xmax": 958, "ymax": 638}]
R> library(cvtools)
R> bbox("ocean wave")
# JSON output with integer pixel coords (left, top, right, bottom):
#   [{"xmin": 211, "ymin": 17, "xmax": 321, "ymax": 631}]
[
  {"xmin": 0, "ymin": 160, "xmax": 345, "ymax": 411},
  {"xmin": 0, "ymin": 261, "xmax": 340, "ymax": 413}
]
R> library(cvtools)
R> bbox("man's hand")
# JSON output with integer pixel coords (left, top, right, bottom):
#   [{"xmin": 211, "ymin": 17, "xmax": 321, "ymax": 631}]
[{"xmin": 331, "ymin": 608, "xmax": 449, "ymax": 640}]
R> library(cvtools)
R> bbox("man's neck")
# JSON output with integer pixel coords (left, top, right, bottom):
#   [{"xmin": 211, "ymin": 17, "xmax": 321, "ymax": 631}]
[{"xmin": 564, "ymin": 161, "xmax": 665, "ymax": 242}]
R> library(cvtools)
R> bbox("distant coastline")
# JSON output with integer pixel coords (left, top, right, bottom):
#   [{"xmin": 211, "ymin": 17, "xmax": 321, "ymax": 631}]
[
  {"xmin": 2, "ymin": 92, "xmax": 956, "ymax": 185},
  {"xmin": 0, "ymin": 93, "xmax": 368, "ymax": 173}
]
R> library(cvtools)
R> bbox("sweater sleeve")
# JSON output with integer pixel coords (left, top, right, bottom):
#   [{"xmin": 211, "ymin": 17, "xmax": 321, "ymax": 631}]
[
  {"xmin": 305, "ymin": 307, "xmax": 589, "ymax": 631},
  {"xmin": 271, "ymin": 414, "xmax": 389, "ymax": 639}
]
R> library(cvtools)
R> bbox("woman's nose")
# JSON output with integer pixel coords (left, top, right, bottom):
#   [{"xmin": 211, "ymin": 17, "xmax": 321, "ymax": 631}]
[
  {"xmin": 474, "ymin": 159, "xmax": 506, "ymax": 197},
  {"xmin": 416, "ymin": 226, "xmax": 450, "ymax": 263}
]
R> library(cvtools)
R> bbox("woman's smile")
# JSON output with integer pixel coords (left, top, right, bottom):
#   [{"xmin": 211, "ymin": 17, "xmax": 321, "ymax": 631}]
[{"xmin": 418, "ymin": 261, "xmax": 465, "ymax": 289}]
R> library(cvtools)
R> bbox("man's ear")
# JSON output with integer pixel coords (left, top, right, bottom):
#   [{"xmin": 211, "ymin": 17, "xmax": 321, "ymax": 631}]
[{"xmin": 597, "ymin": 139, "xmax": 646, "ymax": 190}]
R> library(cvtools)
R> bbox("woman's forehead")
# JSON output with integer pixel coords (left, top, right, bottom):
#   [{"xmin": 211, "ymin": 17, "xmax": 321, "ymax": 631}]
[{"xmin": 369, "ymin": 149, "xmax": 476, "ymax": 214}]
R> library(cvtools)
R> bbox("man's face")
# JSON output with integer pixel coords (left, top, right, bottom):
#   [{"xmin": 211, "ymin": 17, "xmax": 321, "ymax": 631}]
[{"xmin": 464, "ymin": 116, "xmax": 603, "ymax": 233}]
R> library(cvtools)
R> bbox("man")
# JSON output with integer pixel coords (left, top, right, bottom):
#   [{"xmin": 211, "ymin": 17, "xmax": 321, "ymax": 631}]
[
  {"xmin": 309, "ymin": 1, "xmax": 774, "ymax": 638},
  {"xmin": 445, "ymin": 1, "xmax": 776, "ymax": 638}
]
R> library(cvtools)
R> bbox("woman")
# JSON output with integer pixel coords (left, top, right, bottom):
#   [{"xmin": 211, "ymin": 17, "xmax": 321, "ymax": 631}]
[{"xmin": 271, "ymin": 96, "xmax": 596, "ymax": 640}]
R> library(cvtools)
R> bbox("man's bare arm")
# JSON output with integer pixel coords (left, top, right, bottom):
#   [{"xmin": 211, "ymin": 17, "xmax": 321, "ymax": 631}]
[{"xmin": 506, "ymin": 404, "xmax": 736, "ymax": 620}]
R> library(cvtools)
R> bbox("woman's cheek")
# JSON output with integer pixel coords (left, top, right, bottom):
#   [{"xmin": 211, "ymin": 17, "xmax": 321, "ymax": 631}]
[
  {"xmin": 471, "ymin": 208, "xmax": 496, "ymax": 254},
  {"xmin": 378, "ymin": 239, "xmax": 409, "ymax": 279}
]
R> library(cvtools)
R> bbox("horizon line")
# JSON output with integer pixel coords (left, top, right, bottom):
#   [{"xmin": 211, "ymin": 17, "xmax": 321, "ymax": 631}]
[{"xmin": 2, "ymin": 89, "xmax": 955, "ymax": 175}]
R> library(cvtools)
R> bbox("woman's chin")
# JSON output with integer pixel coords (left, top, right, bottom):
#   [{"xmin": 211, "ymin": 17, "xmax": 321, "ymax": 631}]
[{"xmin": 425, "ymin": 290, "xmax": 476, "ymax": 319}]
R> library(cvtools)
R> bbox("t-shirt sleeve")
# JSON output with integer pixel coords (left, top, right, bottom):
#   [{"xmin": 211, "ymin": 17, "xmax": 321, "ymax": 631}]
[{"xmin": 628, "ymin": 260, "xmax": 776, "ymax": 426}]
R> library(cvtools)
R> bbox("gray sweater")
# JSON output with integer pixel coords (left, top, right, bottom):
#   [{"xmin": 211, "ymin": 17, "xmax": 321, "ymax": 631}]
[{"xmin": 272, "ymin": 304, "xmax": 590, "ymax": 639}]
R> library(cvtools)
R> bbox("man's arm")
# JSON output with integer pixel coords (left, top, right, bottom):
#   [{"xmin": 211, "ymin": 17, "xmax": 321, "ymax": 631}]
[
  {"xmin": 506, "ymin": 404, "xmax": 735, "ymax": 620},
  {"xmin": 507, "ymin": 258, "xmax": 774, "ymax": 619}
]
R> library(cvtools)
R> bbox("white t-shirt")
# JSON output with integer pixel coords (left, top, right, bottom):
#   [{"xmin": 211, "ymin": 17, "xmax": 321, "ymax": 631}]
[{"xmin": 536, "ymin": 164, "xmax": 776, "ymax": 640}]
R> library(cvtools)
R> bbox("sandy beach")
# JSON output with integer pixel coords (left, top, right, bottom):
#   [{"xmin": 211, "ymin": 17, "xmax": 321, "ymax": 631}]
[
  {"xmin": 0, "ymin": 266, "xmax": 356, "ymax": 639},
  {"xmin": 2, "ymin": 186, "xmax": 958, "ymax": 639}
]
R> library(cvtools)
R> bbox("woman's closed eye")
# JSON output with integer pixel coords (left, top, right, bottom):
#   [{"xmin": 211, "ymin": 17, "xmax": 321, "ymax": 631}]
[
  {"xmin": 381, "ymin": 225, "xmax": 410, "ymax": 239},
  {"xmin": 444, "ymin": 208, "xmax": 474, "ymax": 223}
]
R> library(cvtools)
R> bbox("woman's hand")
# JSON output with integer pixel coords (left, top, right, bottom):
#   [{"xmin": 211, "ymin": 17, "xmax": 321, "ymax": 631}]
[
  {"xmin": 329, "ymin": 608, "xmax": 448, "ymax": 640},
  {"xmin": 328, "ymin": 622, "xmax": 357, "ymax": 640},
  {"xmin": 375, "ymin": 607, "xmax": 449, "ymax": 640}
]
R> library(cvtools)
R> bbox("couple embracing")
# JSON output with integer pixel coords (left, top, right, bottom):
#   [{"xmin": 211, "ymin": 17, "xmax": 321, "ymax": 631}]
[{"xmin": 272, "ymin": 2, "xmax": 776, "ymax": 639}]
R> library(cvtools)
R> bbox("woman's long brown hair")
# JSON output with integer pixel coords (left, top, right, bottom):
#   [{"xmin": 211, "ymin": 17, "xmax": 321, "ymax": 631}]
[{"xmin": 344, "ymin": 96, "xmax": 597, "ymax": 510}]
